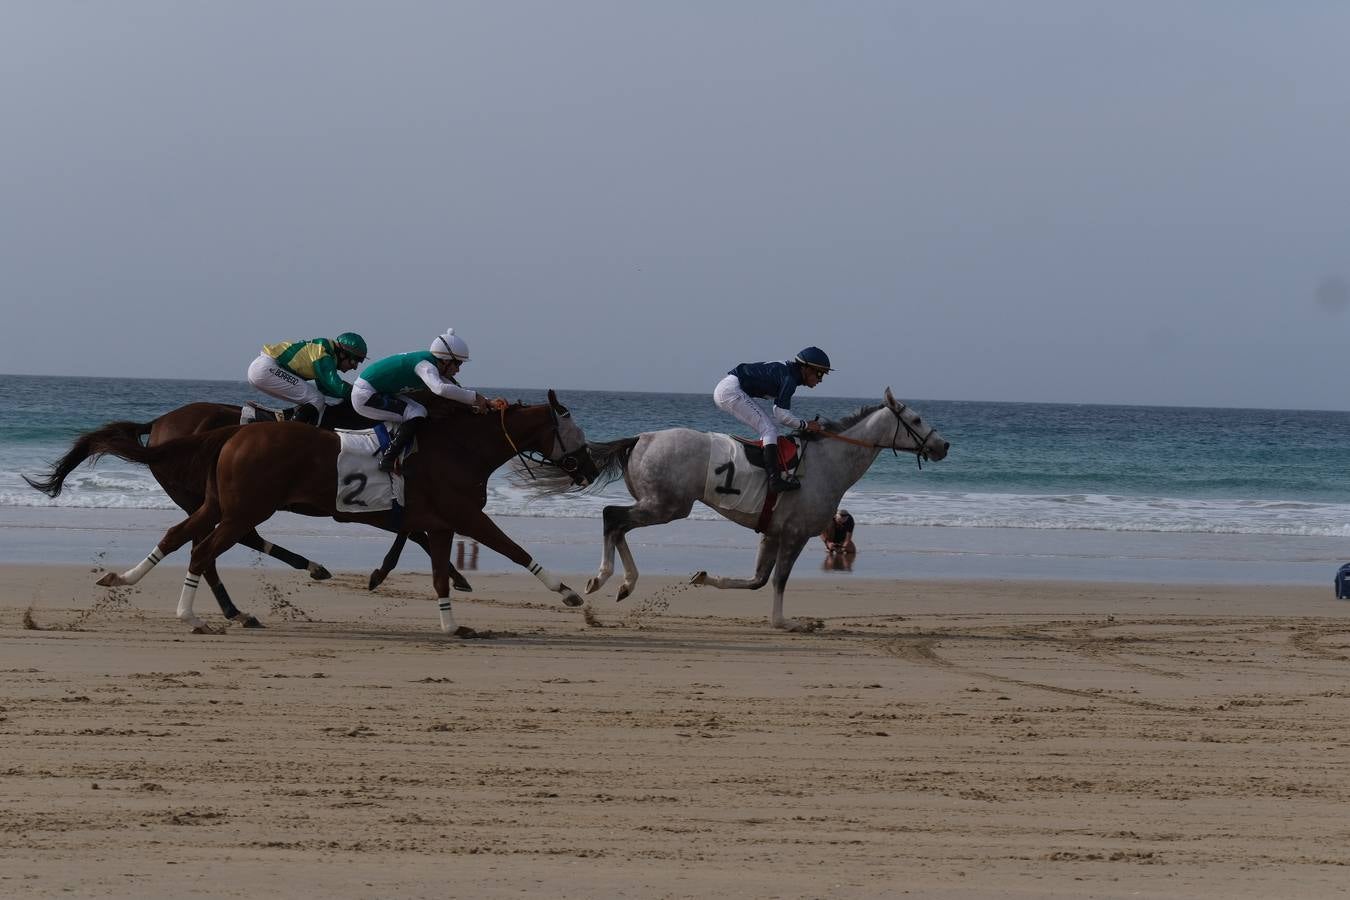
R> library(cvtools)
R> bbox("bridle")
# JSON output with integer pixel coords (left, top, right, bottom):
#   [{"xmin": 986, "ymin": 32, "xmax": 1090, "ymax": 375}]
[
  {"xmin": 816, "ymin": 403, "xmax": 937, "ymax": 470},
  {"xmin": 499, "ymin": 404, "xmax": 592, "ymax": 485}
]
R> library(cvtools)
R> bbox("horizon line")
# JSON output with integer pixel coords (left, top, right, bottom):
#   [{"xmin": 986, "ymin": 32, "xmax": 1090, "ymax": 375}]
[{"xmin": 4, "ymin": 372, "xmax": 1348, "ymax": 416}]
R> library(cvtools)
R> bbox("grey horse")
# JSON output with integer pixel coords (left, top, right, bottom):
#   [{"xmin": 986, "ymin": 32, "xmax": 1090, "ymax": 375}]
[{"xmin": 567, "ymin": 388, "xmax": 948, "ymax": 631}]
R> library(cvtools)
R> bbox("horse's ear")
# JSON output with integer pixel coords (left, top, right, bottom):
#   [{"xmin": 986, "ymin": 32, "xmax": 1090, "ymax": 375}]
[
  {"xmin": 884, "ymin": 387, "xmax": 897, "ymax": 410},
  {"xmin": 548, "ymin": 389, "xmax": 567, "ymax": 414}
]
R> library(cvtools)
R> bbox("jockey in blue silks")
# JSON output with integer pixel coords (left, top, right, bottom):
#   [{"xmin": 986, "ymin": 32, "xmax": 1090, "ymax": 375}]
[{"xmin": 713, "ymin": 346, "xmax": 832, "ymax": 492}]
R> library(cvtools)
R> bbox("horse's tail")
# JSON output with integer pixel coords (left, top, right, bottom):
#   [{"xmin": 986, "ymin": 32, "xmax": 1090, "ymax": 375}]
[
  {"xmin": 588, "ymin": 436, "xmax": 639, "ymax": 488},
  {"xmin": 24, "ymin": 422, "xmax": 237, "ymax": 498},
  {"xmin": 23, "ymin": 420, "xmax": 153, "ymax": 497},
  {"xmin": 508, "ymin": 435, "xmax": 640, "ymax": 496}
]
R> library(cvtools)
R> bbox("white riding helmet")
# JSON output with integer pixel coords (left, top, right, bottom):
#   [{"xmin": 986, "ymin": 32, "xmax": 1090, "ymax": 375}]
[{"xmin": 430, "ymin": 328, "xmax": 470, "ymax": 362}]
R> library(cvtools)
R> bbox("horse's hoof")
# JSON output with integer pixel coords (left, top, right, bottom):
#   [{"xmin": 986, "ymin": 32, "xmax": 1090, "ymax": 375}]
[
  {"xmin": 689, "ymin": 571, "xmax": 707, "ymax": 586},
  {"xmin": 309, "ymin": 565, "xmax": 332, "ymax": 581},
  {"xmin": 584, "ymin": 577, "xmax": 601, "ymax": 595},
  {"xmin": 560, "ymin": 588, "xmax": 583, "ymax": 608},
  {"xmin": 367, "ymin": 570, "xmax": 386, "ymax": 591},
  {"xmin": 452, "ymin": 625, "xmax": 477, "ymax": 639},
  {"xmin": 451, "ymin": 574, "xmax": 473, "ymax": 593},
  {"xmin": 96, "ymin": 573, "xmax": 120, "ymax": 587},
  {"xmin": 784, "ymin": 618, "xmax": 825, "ymax": 634},
  {"xmin": 238, "ymin": 615, "xmax": 265, "ymax": 629},
  {"xmin": 615, "ymin": 584, "xmax": 631, "ymax": 602}
]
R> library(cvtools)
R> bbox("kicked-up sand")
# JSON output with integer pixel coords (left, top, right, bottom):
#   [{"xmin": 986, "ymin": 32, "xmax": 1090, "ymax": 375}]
[{"xmin": 2, "ymin": 563, "xmax": 1349, "ymax": 898}]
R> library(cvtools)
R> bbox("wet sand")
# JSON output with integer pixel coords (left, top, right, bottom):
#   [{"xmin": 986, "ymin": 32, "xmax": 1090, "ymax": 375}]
[{"xmin": 3, "ymin": 564, "xmax": 1350, "ymax": 898}]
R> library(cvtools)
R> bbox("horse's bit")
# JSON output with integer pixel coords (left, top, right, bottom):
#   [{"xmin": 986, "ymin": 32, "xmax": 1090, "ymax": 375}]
[{"xmin": 499, "ymin": 406, "xmax": 590, "ymax": 485}]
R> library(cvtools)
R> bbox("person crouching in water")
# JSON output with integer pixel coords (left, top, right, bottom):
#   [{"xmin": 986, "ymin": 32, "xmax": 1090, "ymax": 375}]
[
  {"xmin": 713, "ymin": 347, "xmax": 832, "ymax": 492},
  {"xmin": 351, "ymin": 328, "xmax": 507, "ymax": 472},
  {"xmin": 246, "ymin": 332, "xmax": 367, "ymax": 425},
  {"xmin": 821, "ymin": 508, "xmax": 856, "ymax": 555}
]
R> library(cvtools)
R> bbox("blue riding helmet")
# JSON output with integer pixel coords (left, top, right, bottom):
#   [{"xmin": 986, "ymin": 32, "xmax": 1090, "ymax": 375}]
[{"xmin": 795, "ymin": 346, "xmax": 833, "ymax": 372}]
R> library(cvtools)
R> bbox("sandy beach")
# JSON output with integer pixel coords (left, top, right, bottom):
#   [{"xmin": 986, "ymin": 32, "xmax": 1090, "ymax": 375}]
[{"xmin": 3, "ymin": 563, "xmax": 1349, "ymax": 898}]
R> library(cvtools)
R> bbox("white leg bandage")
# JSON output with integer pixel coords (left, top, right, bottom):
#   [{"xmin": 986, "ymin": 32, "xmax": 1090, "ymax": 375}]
[
  {"xmin": 528, "ymin": 560, "xmax": 562, "ymax": 592},
  {"xmin": 437, "ymin": 597, "xmax": 456, "ymax": 633},
  {"xmin": 120, "ymin": 547, "xmax": 165, "ymax": 585},
  {"xmin": 176, "ymin": 572, "xmax": 201, "ymax": 623}
]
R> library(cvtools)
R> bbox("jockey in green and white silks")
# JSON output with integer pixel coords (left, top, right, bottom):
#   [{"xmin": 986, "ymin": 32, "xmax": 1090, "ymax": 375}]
[
  {"xmin": 351, "ymin": 328, "xmax": 506, "ymax": 471},
  {"xmin": 247, "ymin": 332, "xmax": 367, "ymax": 425}
]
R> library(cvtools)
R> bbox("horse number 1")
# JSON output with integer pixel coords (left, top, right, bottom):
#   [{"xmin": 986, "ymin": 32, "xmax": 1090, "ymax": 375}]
[{"xmin": 714, "ymin": 460, "xmax": 740, "ymax": 495}]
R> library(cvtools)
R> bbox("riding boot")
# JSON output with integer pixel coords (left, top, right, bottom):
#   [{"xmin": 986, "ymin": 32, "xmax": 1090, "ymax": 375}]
[
  {"xmin": 378, "ymin": 418, "xmax": 423, "ymax": 473},
  {"xmin": 763, "ymin": 448, "xmax": 800, "ymax": 493},
  {"xmin": 293, "ymin": 403, "xmax": 320, "ymax": 426}
]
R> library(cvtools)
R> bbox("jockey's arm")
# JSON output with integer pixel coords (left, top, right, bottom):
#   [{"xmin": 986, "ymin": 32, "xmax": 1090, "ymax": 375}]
[
  {"xmin": 311, "ymin": 355, "xmax": 353, "ymax": 401},
  {"xmin": 414, "ymin": 359, "xmax": 485, "ymax": 410},
  {"xmin": 772, "ymin": 404, "xmax": 823, "ymax": 433}
]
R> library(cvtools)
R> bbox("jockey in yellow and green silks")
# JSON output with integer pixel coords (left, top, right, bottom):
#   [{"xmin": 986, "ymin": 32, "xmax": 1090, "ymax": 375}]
[{"xmin": 246, "ymin": 332, "xmax": 367, "ymax": 425}]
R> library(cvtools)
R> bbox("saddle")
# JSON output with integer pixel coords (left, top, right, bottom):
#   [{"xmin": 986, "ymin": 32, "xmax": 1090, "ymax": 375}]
[
  {"xmin": 242, "ymin": 401, "xmax": 326, "ymax": 426},
  {"xmin": 729, "ymin": 435, "xmax": 804, "ymax": 533},
  {"xmin": 240, "ymin": 401, "xmax": 288, "ymax": 424},
  {"xmin": 730, "ymin": 435, "xmax": 801, "ymax": 473}
]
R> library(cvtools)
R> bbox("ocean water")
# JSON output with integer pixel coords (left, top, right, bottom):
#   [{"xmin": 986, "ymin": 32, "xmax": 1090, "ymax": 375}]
[{"xmin": 6, "ymin": 374, "xmax": 1350, "ymax": 540}]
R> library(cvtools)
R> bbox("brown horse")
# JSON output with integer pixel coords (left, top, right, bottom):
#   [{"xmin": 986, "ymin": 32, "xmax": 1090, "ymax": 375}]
[
  {"xmin": 145, "ymin": 400, "xmax": 467, "ymax": 594},
  {"xmin": 24, "ymin": 398, "xmax": 459, "ymax": 626},
  {"xmin": 85, "ymin": 391, "xmax": 598, "ymax": 635}
]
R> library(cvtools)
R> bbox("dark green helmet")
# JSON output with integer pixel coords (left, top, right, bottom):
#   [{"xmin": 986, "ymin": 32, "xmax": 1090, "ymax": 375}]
[{"xmin": 334, "ymin": 332, "xmax": 367, "ymax": 361}]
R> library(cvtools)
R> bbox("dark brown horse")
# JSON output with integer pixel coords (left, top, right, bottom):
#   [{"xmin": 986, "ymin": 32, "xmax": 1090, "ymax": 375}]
[
  {"xmin": 25, "ymin": 398, "xmax": 462, "ymax": 626},
  {"xmin": 82, "ymin": 391, "xmax": 597, "ymax": 635}
]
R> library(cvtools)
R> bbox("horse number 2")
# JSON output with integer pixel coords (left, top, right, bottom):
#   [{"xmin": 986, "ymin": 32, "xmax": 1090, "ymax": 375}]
[
  {"xmin": 714, "ymin": 460, "xmax": 741, "ymax": 495},
  {"xmin": 341, "ymin": 473, "xmax": 368, "ymax": 506}
]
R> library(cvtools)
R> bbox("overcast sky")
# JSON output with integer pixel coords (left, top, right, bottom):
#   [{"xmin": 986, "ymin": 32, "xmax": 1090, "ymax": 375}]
[{"xmin": 3, "ymin": 2, "xmax": 1348, "ymax": 409}]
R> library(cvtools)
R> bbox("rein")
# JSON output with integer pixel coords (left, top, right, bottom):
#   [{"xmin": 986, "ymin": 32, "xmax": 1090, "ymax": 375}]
[
  {"xmin": 815, "ymin": 405, "xmax": 935, "ymax": 470},
  {"xmin": 500, "ymin": 406, "xmax": 539, "ymax": 479},
  {"xmin": 816, "ymin": 431, "xmax": 877, "ymax": 449}
]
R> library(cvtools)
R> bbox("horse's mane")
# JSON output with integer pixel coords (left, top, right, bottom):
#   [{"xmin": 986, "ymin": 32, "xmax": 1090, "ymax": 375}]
[{"xmin": 802, "ymin": 404, "xmax": 884, "ymax": 441}]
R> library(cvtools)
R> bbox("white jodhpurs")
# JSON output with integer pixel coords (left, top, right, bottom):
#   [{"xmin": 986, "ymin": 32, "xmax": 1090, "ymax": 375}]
[
  {"xmin": 247, "ymin": 355, "xmax": 326, "ymax": 408},
  {"xmin": 713, "ymin": 374, "xmax": 779, "ymax": 446},
  {"xmin": 351, "ymin": 379, "xmax": 428, "ymax": 424}
]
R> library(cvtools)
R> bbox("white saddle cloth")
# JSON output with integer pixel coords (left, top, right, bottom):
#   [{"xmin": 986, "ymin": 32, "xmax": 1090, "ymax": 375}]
[
  {"xmin": 701, "ymin": 433, "xmax": 771, "ymax": 516},
  {"xmin": 335, "ymin": 430, "xmax": 405, "ymax": 513}
]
